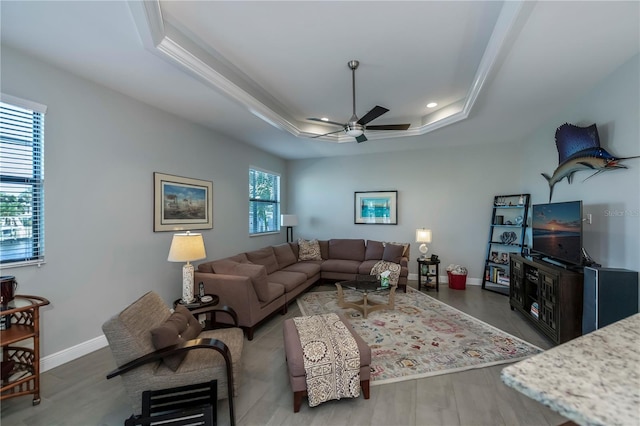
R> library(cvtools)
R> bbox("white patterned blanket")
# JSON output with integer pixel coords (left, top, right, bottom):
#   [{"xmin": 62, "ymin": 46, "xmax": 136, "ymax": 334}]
[
  {"xmin": 292, "ymin": 313, "xmax": 361, "ymax": 407},
  {"xmin": 370, "ymin": 260, "xmax": 401, "ymax": 286}
]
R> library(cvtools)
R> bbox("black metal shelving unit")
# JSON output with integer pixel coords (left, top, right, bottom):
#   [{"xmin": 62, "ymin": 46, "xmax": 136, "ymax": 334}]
[{"xmin": 482, "ymin": 194, "xmax": 530, "ymax": 296}]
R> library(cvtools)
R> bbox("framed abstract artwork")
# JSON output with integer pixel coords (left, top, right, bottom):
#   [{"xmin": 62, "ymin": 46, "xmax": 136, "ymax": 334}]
[
  {"xmin": 154, "ymin": 172, "xmax": 213, "ymax": 232},
  {"xmin": 354, "ymin": 190, "xmax": 398, "ymax": 225}
]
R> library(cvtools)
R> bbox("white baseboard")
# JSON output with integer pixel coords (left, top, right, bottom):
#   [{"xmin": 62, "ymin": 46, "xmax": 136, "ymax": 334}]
[{"xmin": 41, "ymin": 334, "xmax": 109, "ymax": 373}]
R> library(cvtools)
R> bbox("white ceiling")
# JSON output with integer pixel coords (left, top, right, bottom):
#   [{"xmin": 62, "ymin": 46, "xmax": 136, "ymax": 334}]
[{"xmin": 1, "ymin": 1, "xmax": 638, "ymax": 160}]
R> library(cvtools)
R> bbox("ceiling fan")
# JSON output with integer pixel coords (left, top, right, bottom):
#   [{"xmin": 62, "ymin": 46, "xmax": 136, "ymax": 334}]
[{"xmin": 308, "ymin": 60, "xmax": 411, "ymax": 143}]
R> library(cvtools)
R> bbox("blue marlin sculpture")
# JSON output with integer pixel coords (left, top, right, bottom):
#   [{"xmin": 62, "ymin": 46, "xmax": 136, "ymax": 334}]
[{"xmin": 542, "ymin": 123, "xmax": 639, "ymax": 202}]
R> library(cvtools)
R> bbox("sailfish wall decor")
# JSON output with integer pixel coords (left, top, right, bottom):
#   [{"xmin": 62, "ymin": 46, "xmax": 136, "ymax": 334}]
[{"xmin": 541, "ymin": 123, "xmax": 639, "ymax": 202}]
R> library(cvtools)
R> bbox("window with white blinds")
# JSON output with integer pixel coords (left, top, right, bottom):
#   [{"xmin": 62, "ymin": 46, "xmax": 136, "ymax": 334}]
[{"xmin": 0, "ymin": 95, "xmax": 46, "ymax": 266}]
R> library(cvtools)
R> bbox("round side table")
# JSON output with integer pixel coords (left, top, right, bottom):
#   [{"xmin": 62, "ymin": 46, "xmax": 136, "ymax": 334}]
[{"xmin": 417, "ymin": 258, "xmax": 440, "ymax": 292}]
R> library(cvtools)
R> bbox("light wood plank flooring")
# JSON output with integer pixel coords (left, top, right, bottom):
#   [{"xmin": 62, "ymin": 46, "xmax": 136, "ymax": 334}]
[{"xmin": 1, "ymin": 282, "xmax": 567, "ymax": 426}]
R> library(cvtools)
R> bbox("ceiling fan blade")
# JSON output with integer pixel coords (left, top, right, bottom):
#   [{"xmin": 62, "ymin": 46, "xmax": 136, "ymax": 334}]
[
  {"xmin": 355, "ymin": 134, "xmax": 368, "ymax": 143},
  {"xmin": 307, "ymin": 117, "xmax": 346, "ymax": 127},
  {"xmin": 366, "ymin": 123, "xmax": 411, "ymax": 131},
  {"xmin": 357, "ymin": 105, "xmax": 389, "ymax": 125},
  {"xmin": 310, "ymin": 129, "xmax": 345, "ymax": 139}
]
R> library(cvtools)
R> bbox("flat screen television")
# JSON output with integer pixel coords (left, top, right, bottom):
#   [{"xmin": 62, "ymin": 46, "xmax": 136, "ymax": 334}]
[{"xmin": 532, "ymin": 200, "xmax": 583, "ymax": 266}]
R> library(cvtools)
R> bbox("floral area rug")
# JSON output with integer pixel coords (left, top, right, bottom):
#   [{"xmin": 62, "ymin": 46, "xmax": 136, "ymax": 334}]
[{"xmin": 297, "ymin": 287, "xmax": 543, "ymax": 385}]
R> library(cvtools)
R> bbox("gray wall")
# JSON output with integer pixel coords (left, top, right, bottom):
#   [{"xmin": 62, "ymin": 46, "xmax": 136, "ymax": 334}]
[
  {"xmin": 521, "ymin": 54, "xmax": 639, "ymax": 270},
  {"xmin": 289, "ymin": 54, "xmax": 640, "ymax": 279},
  {"xmin": 288, "ymin": 141, "xmax": 523, "ymax": 281},
  {"xmin": 1, "ymin": 46, "xmax": 287, "ymax": 359}
]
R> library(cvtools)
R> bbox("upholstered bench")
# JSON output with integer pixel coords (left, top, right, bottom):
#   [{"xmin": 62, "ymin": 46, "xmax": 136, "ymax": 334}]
[{"xmin": 282, "ymin": 313, "xmax": 371, "ymax": 412}]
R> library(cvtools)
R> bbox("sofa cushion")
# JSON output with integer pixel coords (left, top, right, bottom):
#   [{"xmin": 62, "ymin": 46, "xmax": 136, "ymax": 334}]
[
  {"xmin": 318, "ymin": 240, "xmax": 329, "ymax": 260},
  {"xmin": 282, "ymin": 261, "xmax": 322, "ymax": 278},
  {"xmin": 358, "ymin": 259, "xmax": 380, "ymax": 275},
  {"xmin": 208, "ymin": 255, "xmax": 250, "ymax": 273},
  {"xmin": 321, "ymin": 259, "xmax": 361, "ymax": 274},
  {"xmin": 329, "ymin": 239, "xmax": 365, "ymax": 261},
  {"xmin": 386, "ymin": 242, "xmax": 410, "ymax": 257},
  {"xmin": 273, "ymin": 243, "xmax": 297, "ymax": 269},
  {"xmin": 150, "ymin": 305, "xmax": 202, "ymax": 371},
  {"xmin": 289, "ymin": 242, "xmax": 300, "ymax": 260},
  {"xmin": 268, "ymin": 270, "xmax": 308, "ymax": 292},
  {"xmin": 382, "ymin": 243, "xmax": 405, "ymax": 263},
  {"xmin": 298, "ymin": 238, "xmax": 322, "ymax": 261},
  {"xmin": 365, "ymin": 240, "xmax": 385, "ymax": 260},
  {"xmin": 212, "ymin": 261, "xmax": 272, "ymax": 303},
  {"xmin": 246, "ymin": 247, "xmax": 279, "ymax": 275}
]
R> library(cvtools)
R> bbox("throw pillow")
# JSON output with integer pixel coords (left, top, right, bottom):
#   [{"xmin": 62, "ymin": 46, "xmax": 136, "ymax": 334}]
[
  {"xmin": 298, "ymin": 238, "xmax": 322, "ymax": 261},
  {"xmin": 385, "ymin": 241, "xmax": 410, "ymax": 257},
  {"xmin": 382, "ymin": 243, "xmax": 405, "ymax": 264},
  {"xmin": 150, "ymin": 305, "xmax": 203, "ymax": 371},
  {"xmin": 365, "ymin": 240, "xmax": 385, "ymax": 260}
]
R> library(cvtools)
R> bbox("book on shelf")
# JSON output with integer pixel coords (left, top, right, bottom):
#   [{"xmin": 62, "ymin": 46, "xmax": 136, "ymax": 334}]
[{"xmin": 485, "ymin": 265, "xmax": 509, "ymax": 284}]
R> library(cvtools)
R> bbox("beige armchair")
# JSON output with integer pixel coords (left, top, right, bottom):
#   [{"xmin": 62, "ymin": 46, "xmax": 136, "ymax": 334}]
[{"xmin": 102, "ymin": 291, "xmax": 243, "ymax": 425}]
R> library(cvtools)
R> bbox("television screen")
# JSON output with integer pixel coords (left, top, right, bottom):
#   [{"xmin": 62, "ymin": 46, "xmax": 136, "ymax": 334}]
[{"xmin": 532, "ymin": 201, "xmax": 583, "ymax": 266}]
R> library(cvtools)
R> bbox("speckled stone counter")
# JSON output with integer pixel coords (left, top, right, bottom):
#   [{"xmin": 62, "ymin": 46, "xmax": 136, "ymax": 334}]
[{"xmin": 501, "ymin": 313, "xmax": 640, "ymax": 426}]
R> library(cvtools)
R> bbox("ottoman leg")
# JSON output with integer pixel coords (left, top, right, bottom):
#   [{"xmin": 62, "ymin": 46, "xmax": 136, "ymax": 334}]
[
  {"xmin": 361, "ymin": 380, "xmax": 370, "ymax": 399},
  {"xmin": 293, "ymin": 390, "xmax": 305, "ymax": 413}
]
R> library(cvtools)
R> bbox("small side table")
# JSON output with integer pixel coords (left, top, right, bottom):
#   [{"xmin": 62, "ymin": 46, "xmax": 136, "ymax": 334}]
[
  {"xmin": 417, "ymin": 258, "xmax": 440, "ymax": 292},
  {"xmin": 173, "ymin": 294, "xmax": 238, "ymax": 330}
]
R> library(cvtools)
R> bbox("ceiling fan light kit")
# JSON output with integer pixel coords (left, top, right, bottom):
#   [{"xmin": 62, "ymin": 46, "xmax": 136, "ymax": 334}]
[{"xmin": 308, "ymin": 60, "xmax": 411, "ymax": 143}]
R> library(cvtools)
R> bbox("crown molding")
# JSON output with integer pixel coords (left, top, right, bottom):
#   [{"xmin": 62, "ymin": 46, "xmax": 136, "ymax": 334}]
[{"xmin": 129, "ymin": 0, "xmax": 525, "ymax": 144}]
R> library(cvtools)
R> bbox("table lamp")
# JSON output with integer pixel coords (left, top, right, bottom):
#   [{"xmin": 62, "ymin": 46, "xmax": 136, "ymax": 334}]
[
  {"xmin": 281, "ymin": 214, "xmax": 298, "ymax": 243},
  {"xmin": 416, "ymin": 228, "xmax": 432, "ymax": 259},
  {"xmin": 168, "ymin": 231, "xmax": 207, "ymax": 304}
]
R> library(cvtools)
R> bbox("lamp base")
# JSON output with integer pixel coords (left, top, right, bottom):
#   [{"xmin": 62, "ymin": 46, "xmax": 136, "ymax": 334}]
[
  {"xmin": 419, "ymin": 243, "xmax": 429, "ymax": 259},
  {"xmin": 181, "ymin": 263, "xmax": 196, "ymax": 304}
]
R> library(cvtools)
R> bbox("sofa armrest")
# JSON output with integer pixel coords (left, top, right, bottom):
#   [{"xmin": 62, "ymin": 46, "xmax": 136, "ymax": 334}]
[{"xmin": 194, "ymin": 272, "xmax": 262, "ymax": 328}]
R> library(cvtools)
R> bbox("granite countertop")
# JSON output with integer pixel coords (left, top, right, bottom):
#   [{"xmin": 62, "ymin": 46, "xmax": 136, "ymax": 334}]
[{"xmin": 501, "ymin": 313, "xmax": 640, "ymax": 426}]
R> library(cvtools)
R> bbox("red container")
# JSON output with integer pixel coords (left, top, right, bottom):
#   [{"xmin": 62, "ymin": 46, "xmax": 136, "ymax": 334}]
[{"xmin": 447, "ymin": 271, "xmax": 467, "ymax": 290}]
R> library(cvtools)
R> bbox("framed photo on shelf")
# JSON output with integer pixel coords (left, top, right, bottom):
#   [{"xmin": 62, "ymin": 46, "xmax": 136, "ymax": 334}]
[
  {"xmin": 154, "ymin": 172, "xmax": 213, "ymax": 232},
  {"xmin": 354, "ymin": 190, "xmax": 398, "ymax": 225}
]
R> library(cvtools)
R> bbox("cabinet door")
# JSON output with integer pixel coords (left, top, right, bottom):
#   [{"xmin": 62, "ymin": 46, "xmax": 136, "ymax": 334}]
[
  {"xmin": 539, "ymin": 271, "xmax": 558, "ymax": 333},
  {"xmin": 510, "ymin": 258, "xmax": 524, "ymax": 307}
]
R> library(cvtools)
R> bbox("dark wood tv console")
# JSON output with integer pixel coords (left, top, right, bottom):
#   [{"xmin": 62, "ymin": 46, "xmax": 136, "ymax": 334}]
[{"xmin": 509, "ymin": 255, "xmax": 583, "ymax": 344}]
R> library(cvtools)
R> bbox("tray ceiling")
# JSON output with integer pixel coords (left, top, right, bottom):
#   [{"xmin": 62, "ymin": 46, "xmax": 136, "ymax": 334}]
[{"xmin": 1, "ymin": 1, "xmax": 638, "ymax": 159}]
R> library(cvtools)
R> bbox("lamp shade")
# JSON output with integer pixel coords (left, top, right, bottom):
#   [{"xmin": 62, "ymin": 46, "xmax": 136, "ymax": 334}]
[
  {"xmin": 281, "ymin": 214, "xmax": 298, "ymax": 227},
  {"xmin": 167, "ymin": 232, "xmax": 206, "ymax": 262},
  {"xmin": 416, "ymin": 228, "xmax": 432, "ymax": 243}
]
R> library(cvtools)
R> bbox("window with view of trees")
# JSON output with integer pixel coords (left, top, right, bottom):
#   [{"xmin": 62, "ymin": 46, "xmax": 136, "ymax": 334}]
[
  {"xmin": 249, "ymin": 168, "xmax": 280, "ymax": 235},
  {"xmin": 0, "ymin": 96, "xmax": 46, "ymax": 266}
]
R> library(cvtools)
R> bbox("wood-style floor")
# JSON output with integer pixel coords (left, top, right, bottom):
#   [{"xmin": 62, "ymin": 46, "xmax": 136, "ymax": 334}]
[{"xmin": 0, "ymin": 282, "xmax": 567, "ymax": 426}]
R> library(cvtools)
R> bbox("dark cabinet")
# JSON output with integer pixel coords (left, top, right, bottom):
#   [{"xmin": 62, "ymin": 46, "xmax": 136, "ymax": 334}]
[{"xmin": 509, "ymin": 255, "xmax": 583, "ymax": 344}]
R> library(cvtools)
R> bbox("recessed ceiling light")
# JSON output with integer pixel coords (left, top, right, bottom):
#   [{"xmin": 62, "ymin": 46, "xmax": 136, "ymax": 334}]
[
  {"xmin": 426, "ymin": 102, "xmax": 438, "ymax": 108},
  {"xmin": 320, "ymin": 117, "xmax": 329, "ymax": 122}
]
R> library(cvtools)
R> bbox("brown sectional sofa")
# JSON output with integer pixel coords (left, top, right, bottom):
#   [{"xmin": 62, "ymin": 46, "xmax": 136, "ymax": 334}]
[{"xmin": 195, "ymin": 239, "xmax": 409, "ymax": 340}]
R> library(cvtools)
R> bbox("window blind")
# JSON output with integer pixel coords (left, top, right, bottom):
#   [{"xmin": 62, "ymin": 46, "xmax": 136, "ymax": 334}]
[{"xmin": 0, "ymin": 96, "xmax": 46, "ymax": 266}]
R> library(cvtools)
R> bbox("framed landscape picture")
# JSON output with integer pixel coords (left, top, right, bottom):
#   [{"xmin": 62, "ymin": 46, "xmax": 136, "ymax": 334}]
[
  {"xmin": 354, "ymin": 190, "xmax": 398, "ymax": 225},
  {"xmin": 154, "ymin": 172, "xmax": 213, "ymax": 232}
]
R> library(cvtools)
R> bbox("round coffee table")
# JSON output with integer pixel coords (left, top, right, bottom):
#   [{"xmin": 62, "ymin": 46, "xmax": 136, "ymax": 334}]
[{"xmin": 335, "ymin": 276, "xmax": 396, "ymax": 319}]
